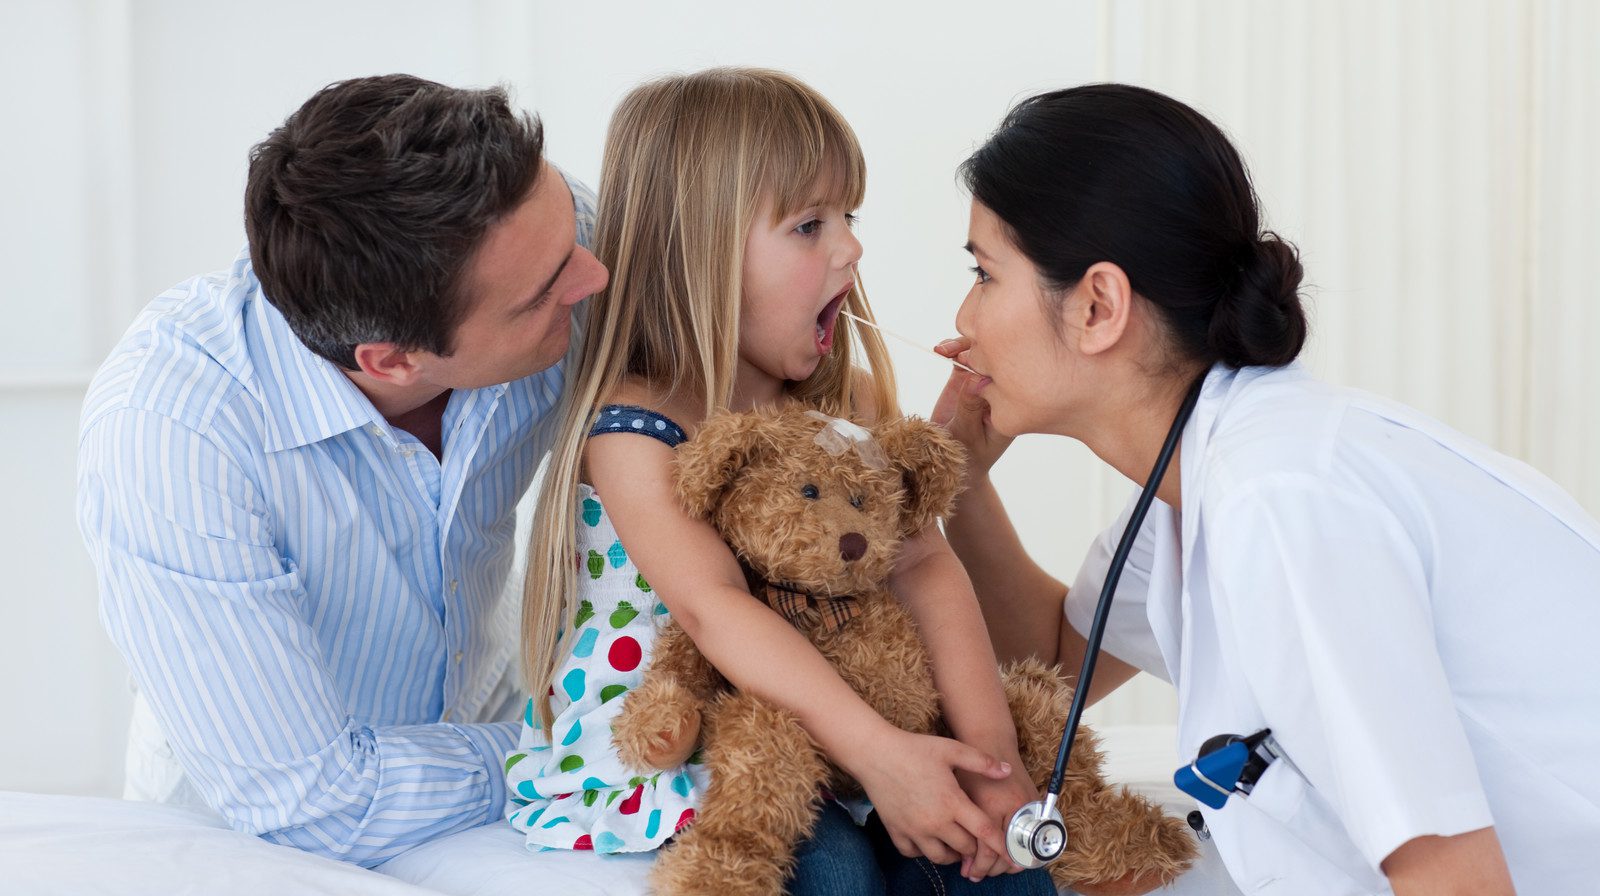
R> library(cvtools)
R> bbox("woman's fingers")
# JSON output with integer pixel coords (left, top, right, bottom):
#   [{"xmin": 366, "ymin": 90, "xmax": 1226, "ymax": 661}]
[
  {"xmin": 920, "ymin": 826, "xmax": 971, "ymax": 865},
  {"xmin": 954, "ymin": 797, "xmax": 1009, "ymax": 868}
]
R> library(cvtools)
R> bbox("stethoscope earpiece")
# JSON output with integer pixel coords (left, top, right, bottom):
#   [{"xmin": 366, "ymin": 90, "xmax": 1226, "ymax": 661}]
[{"xmin": 1004, "ymin": 797, "xmax": 1066, "ymax": 868}]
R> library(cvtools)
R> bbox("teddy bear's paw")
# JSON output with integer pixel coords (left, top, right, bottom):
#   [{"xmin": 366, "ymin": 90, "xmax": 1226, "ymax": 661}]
[
  {"xmin": 651, "ymin": 831, "xmax": 791, "ymax": 896},
  {"xmin": 1056, "ymin": 869, "xmax": 1172, "ymax": 896},
  {"xmin": 1049, "ymin": 787, "xmax": 1198, "ymax": 895},
  {"xmin": 614, "ymin": 682, "xmax": 702, "ymax": 771}
]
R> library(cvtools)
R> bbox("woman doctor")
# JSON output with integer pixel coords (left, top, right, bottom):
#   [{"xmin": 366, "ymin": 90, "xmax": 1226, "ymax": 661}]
[{"xmin": 933, "ymin": 84, "xmax": 1600, "ymax": 895}]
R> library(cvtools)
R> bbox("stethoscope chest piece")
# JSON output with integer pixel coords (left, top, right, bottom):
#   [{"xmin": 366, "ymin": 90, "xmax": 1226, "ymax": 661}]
[{"xmin": 1005, "ymin": 798, "xmax": 1066, "ymax": 868}]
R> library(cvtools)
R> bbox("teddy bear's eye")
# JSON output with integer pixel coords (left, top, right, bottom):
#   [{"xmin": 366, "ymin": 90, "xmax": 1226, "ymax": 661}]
[
  {"xmin": 801, "ymin": 483, "xmax": 820, "ymax": 500},
  {"xmin": 849, "ymin": 495, "xmax": 864, "ymax": 510}
]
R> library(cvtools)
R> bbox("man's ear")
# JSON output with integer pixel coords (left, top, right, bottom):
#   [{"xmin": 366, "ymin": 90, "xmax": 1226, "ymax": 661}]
[
  {"xmin": 672, "ymin": 409, "xmax": 784, "ymax": 520},
  {"xmin": 872, "ymin": 416, "xmax": 967, "ymax": 537},
  {"xmin": 1072, "ymin": 261, "xmax": 1135, "ymax": 358},
  {"xmin": 352, "ymin": 342, "xmax": 426, "ymax": 386}
]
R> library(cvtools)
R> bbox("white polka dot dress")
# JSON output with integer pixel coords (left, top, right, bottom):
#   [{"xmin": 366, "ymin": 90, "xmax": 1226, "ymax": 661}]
[{"xmin": 504, "ymin": 484, "xmax": 710, "ymax": 853}]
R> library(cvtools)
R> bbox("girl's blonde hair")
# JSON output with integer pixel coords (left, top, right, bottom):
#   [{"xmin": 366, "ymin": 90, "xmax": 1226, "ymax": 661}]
[{"xmin": 521, "ymin": 68, "xmax": 899, "ymax": 727}]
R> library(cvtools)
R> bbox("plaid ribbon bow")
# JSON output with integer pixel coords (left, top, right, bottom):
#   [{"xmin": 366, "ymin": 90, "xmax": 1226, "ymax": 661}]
[{"xmin": 741, "ymin": 562, "xmax": 860, "ymax": 633}]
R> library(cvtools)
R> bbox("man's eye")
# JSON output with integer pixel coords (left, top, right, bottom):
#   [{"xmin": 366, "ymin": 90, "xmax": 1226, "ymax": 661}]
[{"xmin": 801, "ymin": 483, "xmax": 820, "ymax": 500}]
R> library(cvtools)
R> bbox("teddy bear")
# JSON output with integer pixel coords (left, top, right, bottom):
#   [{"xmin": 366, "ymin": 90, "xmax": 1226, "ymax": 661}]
[{"xmin": 610, "ymin": 405, "xmax": 1196, "ymax": 896}]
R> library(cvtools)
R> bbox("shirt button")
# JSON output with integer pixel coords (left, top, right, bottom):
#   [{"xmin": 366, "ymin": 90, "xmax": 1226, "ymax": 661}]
[
  {"xmin": 454, "ymin": 651, "xmax": 464, "ymax": 664},
  {"xmin": 449, "ymin": 580, "xmax": 459, "ymax": 593},
  {"xmin": 441, "ymin": 710, "xmax": 453, "ymax": 723},
  {"xmin": 368, "ymin": 424, "xmax": 384, "ymax": 437}
]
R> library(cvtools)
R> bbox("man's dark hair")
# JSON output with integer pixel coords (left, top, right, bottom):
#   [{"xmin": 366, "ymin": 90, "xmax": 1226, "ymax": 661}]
[{"xmin": 244, "ymin": 74, "xmax": 544, "ymax": 369}]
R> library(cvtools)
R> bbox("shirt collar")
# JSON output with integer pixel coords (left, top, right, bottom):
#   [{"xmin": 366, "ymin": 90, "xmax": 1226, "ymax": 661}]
[{"xmin": 237, "ymin": 255, "xmax": 385, "ymax": 453}]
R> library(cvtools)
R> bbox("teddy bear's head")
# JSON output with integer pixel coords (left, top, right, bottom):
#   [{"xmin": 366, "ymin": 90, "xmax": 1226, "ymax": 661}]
[{"xmin": 673, "ymin": 406, "xmax": 966, "ymax": 598}]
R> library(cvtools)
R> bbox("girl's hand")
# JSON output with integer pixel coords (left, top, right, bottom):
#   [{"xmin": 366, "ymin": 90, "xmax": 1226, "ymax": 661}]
[
  {"xmin": 848, "ymin": 726, "xmax": 1014, "ymax": 865},
  {"xmin": 932, "ymin": 337, "xmax": 1013, "ymax": 481},
  {"xmin": 954, "ymin": 746, "xmax": 1036, "ymax": 880}
]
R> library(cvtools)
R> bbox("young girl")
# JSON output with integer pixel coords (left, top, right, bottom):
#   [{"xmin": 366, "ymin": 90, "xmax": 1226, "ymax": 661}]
[{"xmin": 505, "ymin": 69, "xmax": 1052, "ymax": 895}]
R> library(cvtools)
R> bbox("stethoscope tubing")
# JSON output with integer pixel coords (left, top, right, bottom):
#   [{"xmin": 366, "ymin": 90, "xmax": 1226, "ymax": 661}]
[{"xmin": 1040, "ymin": 373, "xmax": 1207, "ymax": 799}]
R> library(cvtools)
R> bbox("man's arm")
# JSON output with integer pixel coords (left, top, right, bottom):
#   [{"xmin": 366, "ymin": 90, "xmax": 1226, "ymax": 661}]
[{"xmin": 78, "ymin": 407, "xmax": 515, "ymax": 867}]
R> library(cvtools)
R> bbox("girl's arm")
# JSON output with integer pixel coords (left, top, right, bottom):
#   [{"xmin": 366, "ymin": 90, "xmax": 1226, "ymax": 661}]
[{"xmin": 586, "ymin": 430, "xmax": 1011, "ymax": 865}]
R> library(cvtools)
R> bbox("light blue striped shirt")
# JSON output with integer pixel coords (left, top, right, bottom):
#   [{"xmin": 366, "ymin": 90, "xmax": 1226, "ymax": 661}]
[{"xmin": 77, "ymin": 174, "xmax": 595, "ymax": 867}]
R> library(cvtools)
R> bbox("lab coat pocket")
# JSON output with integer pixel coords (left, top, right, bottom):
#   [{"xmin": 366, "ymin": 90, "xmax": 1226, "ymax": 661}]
[
  {"xmin": 1238, "ymin": 759, "xmax": 1388, "ymax": 893},
  {"xmin": 1242, "ymin": 756, "xmax": 1306, "ymax": 823}
]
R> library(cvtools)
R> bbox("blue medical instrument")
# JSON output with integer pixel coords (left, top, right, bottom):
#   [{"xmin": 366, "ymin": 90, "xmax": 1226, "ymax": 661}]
[
  {"xmin": 1174, "ymin": 729, "xmax": 1284, "ymax": 810},
  {"xmin": 1004, "ymin": 374, "xmax": 1207, "ymax": 868}
]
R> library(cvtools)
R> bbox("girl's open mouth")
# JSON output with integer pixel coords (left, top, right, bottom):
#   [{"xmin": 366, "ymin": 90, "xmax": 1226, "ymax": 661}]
[{"xmin": 815, "ymin": 291, "xmax": 847, "ymax": 354}]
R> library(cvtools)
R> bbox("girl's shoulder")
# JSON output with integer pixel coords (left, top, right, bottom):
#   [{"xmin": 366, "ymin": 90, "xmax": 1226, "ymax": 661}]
[
  {"xmin": 586, "ymin": 378, "xmax": 697, "ymax": 459},
  {"xmin": 603, "ymin": 377, "xmax": 702, "ymax": 430}
]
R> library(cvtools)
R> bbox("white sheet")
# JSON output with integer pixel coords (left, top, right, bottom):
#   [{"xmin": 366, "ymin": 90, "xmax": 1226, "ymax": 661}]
[
  {"xmin": 0, "ymin": 725, "xmax": 1244, "ymax": 896},
  {"xmin": 0, "ymin": 790, "xmax": 434, "ymax": 896}
]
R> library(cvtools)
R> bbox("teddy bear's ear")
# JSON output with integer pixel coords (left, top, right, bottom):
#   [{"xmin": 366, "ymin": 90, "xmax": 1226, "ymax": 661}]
[
  {"xmin": 873, "ymin": 416, "xmax": 968, "ymax": 536},
  {"xmin": 672, "ymin": 409, "xmax": 784, "ymax": 520}
]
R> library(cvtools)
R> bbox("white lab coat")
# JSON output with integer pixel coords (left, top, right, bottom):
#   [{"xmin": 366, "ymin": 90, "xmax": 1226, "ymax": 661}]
[{"xmin": 1066, "ymin": 363, "xmax": 1600, "ymax": 895}]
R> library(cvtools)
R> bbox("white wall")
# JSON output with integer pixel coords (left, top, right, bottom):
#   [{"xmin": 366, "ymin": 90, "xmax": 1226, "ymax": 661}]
[{"xmin": 2, "ymin": 0, "xmax": 1595, "ymax": 796}]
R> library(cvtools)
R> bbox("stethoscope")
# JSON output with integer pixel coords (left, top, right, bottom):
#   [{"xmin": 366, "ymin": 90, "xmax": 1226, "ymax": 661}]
[{"xmin": 1003, "ymin": 373, "xmax": 1206, "ymax": 869}]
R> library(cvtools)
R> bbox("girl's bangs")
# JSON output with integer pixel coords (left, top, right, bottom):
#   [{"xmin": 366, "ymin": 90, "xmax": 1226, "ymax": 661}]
[{"xmin": 760, "ymin": 106, "xmax": 866, "ymax": 221}]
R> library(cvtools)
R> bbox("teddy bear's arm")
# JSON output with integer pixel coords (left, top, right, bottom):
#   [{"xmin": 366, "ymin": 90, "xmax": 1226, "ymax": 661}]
[{"xmin": 613, "ymin": 621, "xmax": 725, "ymax": 771}]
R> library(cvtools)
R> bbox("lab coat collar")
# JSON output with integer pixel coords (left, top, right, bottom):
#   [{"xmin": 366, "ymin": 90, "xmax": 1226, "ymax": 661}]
[{"xmin": 1145, "ymin": 363, "xmax": 1258, "ymax": 715}]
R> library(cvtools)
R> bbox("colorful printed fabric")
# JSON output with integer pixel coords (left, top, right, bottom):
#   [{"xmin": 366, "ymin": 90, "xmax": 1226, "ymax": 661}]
[{"xmin": 505, "ymin": 484, "xmax": 710, "ymax": 853}]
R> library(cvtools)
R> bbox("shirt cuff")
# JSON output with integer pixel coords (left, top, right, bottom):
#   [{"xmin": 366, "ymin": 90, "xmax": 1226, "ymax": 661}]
[{"xmin": 454, "ymin": 720, "xmax": 521, "ymax": 825}]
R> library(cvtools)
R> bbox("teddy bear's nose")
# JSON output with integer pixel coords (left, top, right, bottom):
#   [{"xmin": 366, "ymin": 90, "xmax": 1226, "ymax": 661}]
[{"xmin": 839, "ymin": 532, "xmax": 868, "ymax": 562}]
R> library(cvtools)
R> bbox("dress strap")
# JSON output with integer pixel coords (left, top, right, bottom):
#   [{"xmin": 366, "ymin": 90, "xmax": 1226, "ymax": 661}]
[{"xmin": 590, "ymin": 404, "xmax": 688, "ymax": 449}]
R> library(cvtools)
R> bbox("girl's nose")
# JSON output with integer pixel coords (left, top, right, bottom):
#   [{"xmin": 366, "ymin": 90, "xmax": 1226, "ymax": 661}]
[{"xmin": 837, "ymin": 226, "xmax": 863, "ymax": 269}]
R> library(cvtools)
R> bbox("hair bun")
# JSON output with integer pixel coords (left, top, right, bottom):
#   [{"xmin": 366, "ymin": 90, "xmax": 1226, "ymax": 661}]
[{"xmin": 1207, "ymin": 232, "xmax": 1307, "ymax": 368}]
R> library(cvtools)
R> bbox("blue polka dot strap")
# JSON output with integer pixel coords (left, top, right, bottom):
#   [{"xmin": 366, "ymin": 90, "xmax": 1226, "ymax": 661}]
[{"xmin": 590, "ymin": 404, "xmax": 688, "ymax": 449}]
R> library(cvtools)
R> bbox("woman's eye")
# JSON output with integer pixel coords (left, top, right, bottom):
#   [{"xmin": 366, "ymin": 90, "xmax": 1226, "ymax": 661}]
[
  {"xmin": 849, "ymin": 495, "xmax": 864, "ymax": 510},
  {"xmin": 969, "ymin": 265, "xmax": 991, "ymax": 285},
  {"xmin": 795, "ymin": 219, "xmax": 822, "ymax": 236},
  {"xmin": 845, "ymin": 213, "xmax": 860, "ymax": 229},
  {"xmin": 801, "ymin": 483, "xmax": 820, "ymax": 500}
]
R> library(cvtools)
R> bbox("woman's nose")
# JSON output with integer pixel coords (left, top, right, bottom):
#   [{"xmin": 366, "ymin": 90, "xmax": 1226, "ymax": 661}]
[{"xmin": 954, "ymin": 283, "xmax": 978, "ymax": 338}]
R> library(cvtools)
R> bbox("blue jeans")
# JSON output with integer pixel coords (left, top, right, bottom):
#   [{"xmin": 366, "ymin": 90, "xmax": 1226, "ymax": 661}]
[{"xmin": 787, "ymin": 802, "xmax": 1057, "ymax": 896}]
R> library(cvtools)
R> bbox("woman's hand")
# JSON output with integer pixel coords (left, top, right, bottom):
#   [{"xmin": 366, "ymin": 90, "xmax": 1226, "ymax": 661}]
[
  {"xmin": 932, "ymin": 336, "xmax": 1013, "ymax": 481},
  {"xmin": 845, "ymin": 725, "xmax": 1014, "ymax": 865},
  {"xmin": 954, "ymin": 742, "xmax": 1036, "ymax": 880}
]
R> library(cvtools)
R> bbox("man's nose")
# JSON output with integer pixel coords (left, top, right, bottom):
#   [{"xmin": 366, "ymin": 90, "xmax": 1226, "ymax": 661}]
[{"xmin": 564, "ymin": 247, "xmax": 608, "ymax": 305}]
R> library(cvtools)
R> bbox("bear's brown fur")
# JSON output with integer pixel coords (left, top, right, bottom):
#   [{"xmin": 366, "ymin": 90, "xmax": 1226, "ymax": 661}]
[{"xmin": 612, "ymin": 406, "xmax": 1196, "ymax": 896}]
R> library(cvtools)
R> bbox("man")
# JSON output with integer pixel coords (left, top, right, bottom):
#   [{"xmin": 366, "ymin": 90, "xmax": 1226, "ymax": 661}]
[{"xmin": 76, "ymin": 74, "xmax": 607, "ymax": 867}]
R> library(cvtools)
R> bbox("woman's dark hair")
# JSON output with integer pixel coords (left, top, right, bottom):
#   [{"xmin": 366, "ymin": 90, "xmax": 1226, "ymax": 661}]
[
  {"xmin": 245, "ymin": 74, "xmax": 544, "ymax": 369},
  {"xmin": 960, "ymin": 84, "xmax": 1306, "ymax": 369}
]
